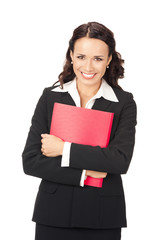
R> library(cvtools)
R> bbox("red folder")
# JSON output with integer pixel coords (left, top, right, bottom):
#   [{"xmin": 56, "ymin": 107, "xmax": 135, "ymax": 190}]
[{"xmin": 50, "ymin": 102, "xmax": 114, "ymax": 187}]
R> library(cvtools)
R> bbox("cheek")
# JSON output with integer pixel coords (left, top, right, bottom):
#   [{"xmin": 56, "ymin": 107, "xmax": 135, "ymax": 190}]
[
  {"xmin": 74, "ymin": 62, "xmax": 81, "ymax": 69},
  {"xmin": 97, "ymin": 64, "xmax": 107, "ymax": 75},
  {"xmin": 73, "ymin": 66, "xmax": 80, "ymax": 77},
  {"xmin": 73, "ymin": 62, "xmax": 82, "ymax": 72}
]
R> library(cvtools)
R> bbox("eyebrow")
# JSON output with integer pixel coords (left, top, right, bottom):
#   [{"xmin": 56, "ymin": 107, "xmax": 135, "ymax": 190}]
[
  {"xmin": 94, "ymin": 55, "xmax": 105, "ymax": 58},
  {"xmin": 76, "ymin": 53, "xmax": 105, "ymax": 57}
]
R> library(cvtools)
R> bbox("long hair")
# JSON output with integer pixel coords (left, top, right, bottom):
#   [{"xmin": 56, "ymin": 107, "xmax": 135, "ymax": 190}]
[{"xmin": 53, "ymin": 22, "xmax": 124, "ymax": 89}]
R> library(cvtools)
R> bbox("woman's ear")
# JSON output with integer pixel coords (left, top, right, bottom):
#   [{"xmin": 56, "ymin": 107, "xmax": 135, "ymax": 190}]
[
  {"xmin": 107, "ymin": 55, "xmax": 112, "ymax": 66},
  {"xmin": 70, "ymin": 50, "xmax": 74, "ymax": 62}
]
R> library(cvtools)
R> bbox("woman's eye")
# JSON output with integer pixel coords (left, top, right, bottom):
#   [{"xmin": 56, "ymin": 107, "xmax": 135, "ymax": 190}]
[
  {"xmin": 77, "ymin": 56, "xmax": 85, "ymax": 60},
  {"xmin": 95, "ymin": 58, "xmax": 103, "ymax": 61}
]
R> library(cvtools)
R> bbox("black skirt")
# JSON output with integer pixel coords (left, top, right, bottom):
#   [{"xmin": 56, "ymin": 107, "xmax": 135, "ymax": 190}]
[{"xmin": 35, "ymin": 223, "xmax": 121, "ymax": 240}]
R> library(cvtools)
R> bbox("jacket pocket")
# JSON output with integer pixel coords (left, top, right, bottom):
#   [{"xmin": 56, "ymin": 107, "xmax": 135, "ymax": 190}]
[{"xmin": 39, "ymin": 180, "xmax": 59, "ymax": 194}]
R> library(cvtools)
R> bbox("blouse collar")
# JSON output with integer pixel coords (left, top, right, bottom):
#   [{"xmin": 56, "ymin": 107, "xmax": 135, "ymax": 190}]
[{"xmin": 51, "ymin": 78, "xmax": 119, "ymax": 103}]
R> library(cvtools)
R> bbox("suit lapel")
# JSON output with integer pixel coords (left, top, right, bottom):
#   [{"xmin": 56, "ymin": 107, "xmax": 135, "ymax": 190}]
[
  {"xmin": 92, "ymin": 97, "xmax": 114, "ymax": 112},
  {"xmin": 59, "ymin": 92, "xmax": 76, "ymax": 106},
  {"xmin": 58, "ymin": 92, "xmax": 114, "ymax": 112}
]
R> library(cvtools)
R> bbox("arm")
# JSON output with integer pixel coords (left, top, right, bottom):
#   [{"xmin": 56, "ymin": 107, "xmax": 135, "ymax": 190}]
[
  {"xmin": 22, "ymin": 88, "xmax": 85, "ymax": 186},
  {"xmin": 61, "ymin": 142, "xmax": 107, "ymax": 179},
  {"xmin": 68, "ymin": 93, "xmax": 137, "ymax": 174}
]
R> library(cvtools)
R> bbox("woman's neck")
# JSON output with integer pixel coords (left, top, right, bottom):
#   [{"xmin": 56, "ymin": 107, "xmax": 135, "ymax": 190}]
[{"xmin": 76, "ymin": 79, "xmax": 102, "ymax": 98}]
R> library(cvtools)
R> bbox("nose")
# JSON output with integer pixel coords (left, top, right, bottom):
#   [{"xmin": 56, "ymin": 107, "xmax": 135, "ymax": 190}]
[{"xmin": 84, "ymin": 59, "xmax": 94, "ymax": 72}]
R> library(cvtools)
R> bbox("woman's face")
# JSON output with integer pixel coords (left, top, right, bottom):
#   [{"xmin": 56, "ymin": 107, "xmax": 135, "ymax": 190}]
[{"xmin": 70, "ymin": 37, "xmax": 112, "ymax": 88}]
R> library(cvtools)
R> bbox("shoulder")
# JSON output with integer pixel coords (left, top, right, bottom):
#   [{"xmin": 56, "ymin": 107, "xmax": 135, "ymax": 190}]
[
  {"xmin": 112, "ymin": 87, "xmax": 136, "ymax": 104},
  {"xmin": 43, "ymin": 80, "xmax": 73, "ymax": 95},
  {"xmin": 45, "ymin": 84, "xmax": 61, "ymax": 93},
  {"xmin": 37, "ymin": 84, "xmax": 70, "ymax": 110},
  {"xmin": 41, "ymin": 84, "xmax": 66, "ymax": 98},
  {"xmin": 112, "ymin": 87, "xmax": 137, "ymax": 118}
]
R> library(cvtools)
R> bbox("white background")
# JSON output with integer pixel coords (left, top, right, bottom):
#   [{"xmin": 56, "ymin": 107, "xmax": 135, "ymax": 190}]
[{"xmin": 0, "ymin": 0, "xmax": 167, "ymax": 239}]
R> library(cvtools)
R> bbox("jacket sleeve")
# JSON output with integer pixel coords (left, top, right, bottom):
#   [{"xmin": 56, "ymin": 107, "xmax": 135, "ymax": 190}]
[
  {"xmin": 69, "ymin": 93, "xmax": 137, "ymax": 174},
  {"xmin": 22, "ymin": 88, "xmax": 83, "ymax": 186}
]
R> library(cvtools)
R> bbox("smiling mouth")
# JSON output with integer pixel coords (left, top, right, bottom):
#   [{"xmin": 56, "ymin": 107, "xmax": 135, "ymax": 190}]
[{"xmin": 81, "ymin": 72, "xmax": 96, "ymax": 79}]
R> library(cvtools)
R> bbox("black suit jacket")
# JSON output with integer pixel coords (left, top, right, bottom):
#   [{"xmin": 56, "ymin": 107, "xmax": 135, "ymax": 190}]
[{"xmin": 22, "ymin": 85, "xmax": 137, "ymax": 229}]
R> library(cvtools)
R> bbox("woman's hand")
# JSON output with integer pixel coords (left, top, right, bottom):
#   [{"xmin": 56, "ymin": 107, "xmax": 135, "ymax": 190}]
[
  {"xmin": 41, "ymin": 134, "xmax": 64, "ymax": 157},
  {"xmin": 85, "ymin": 170, "xmax": 107, "ymax": 179}
]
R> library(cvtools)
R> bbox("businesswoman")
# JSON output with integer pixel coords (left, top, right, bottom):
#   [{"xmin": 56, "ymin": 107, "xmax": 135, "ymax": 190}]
[{"xmin": 22, "ymin": 22, "xmax": 137, "ymax": 240}]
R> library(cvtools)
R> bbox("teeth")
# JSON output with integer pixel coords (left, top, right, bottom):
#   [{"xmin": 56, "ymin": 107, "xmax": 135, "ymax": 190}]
[{"xmin": 82, "ymin": 73, "xmax": 95, "ymax": 78}]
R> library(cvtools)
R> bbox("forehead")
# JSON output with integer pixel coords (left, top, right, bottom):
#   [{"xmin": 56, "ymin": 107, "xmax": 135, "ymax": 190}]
[{"xmin": 73, "ymin": 37, "xmax": 109, "ymax": 55}]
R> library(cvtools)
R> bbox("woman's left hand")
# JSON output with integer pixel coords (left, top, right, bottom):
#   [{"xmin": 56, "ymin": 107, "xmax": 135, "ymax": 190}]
[{"xmin": 41, "ymin": 134, "xmax": 65, "ymax": 157}]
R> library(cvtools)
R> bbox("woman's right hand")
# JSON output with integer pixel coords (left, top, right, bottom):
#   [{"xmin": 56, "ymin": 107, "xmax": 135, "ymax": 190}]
[{"xmin": 85, "ymin": 170, "xmax": 107, "ymax": 178}]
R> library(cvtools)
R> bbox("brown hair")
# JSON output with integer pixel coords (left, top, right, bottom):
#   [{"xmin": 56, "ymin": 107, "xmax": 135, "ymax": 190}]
[{"xmin": 53, "ymin": 22, "xmax": 124, "ymax": 89}]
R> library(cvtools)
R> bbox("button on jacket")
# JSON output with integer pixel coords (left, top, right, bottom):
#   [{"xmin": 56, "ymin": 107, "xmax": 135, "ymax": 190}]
[{"xmin": 22, "ymin": 79, "xmax": 137, "ymax": 229}]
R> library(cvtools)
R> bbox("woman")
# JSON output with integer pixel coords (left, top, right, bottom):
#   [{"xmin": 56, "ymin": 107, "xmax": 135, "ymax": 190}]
[{"xmin": 22, "ymin": 22, "xmax": 137, "ymax": 240}]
